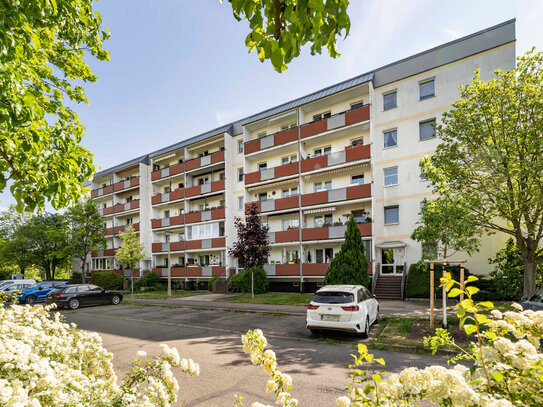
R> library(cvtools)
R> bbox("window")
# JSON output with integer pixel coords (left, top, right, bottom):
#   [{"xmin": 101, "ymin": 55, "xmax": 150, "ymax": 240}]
[
  {"xmin": 313, "ymin": 111, "xmax": 331, "ymax": 121},
  {"xmin": 419, "ymin": 79, "xmax": 435, "ymax": 100},
  {"xmin": 220, "ymin": 199, "xmax": 225, "ymax": 207},
  {"xmin": 258, "ymin": 162, "xmax": 267, "ymax": 171},
  {"xmin": 384, "ymin": 167, "xmax": 398, "ymax": 186},
  {"xmin": 238, "ymin": 140, "xmax": 244, "ymax": 153},
  {"xmin": 313, "ymin": 146, "xmax": 331, "ymax": 157},
  {"xmin": 383, "ymin": 129, "xmax": 397, "ymax": 148},
  {"xmin": 198, "ymin": 176, "xmax": 209, "ymax": 185},
  {"xmin": 350, "ymin": 100, "xmax": 364, "ymax": 110},
  {"xmin": 102, "ymin": 203, "xmax": 106, "ymax": 209},
  {"xmin": 198, "ymin": 203, "xmax": 209, "ymax": 211},
  {"xmin": 314, "ymin": 181, "xmax": 332, "ymax": 192},
  {"xmin": 384, "ymin": 206, "xmax": 399, "ymax": 224},
  {"xmin": 164, "ymin": 186, "xmax": 171, "ymax": 194},
  {"xmin": 282, "ymin": 187, "xmax": 297, "ymax": 197},
  {"xmin": 352, "ymin": 210, "xmax": 366, "ymax": 223},
  {"xmin": 238, "ymin": 196, "xmax": 244, "ymax": 210},
  {"xmin": 257, "ymin": 131, "xmax": 267, "ymax": 138},
  {"xmin": 351, "ymin": 174, "xmax": 364, "ymax": 185},
  {"xmin": 198, "ymin": 151, "xmax": 208, "ymax": 157},
  {"xmin": 125, "ymin": 218, "xmax": 133, "ymax": 225},
  {"xmin": 383, "ymin": 91, "xmax": 397, "ymax": 110},
  {"xmin": 282, "ymin": 218, "xmax": 299, "ymax": 230},
  {"xmin": 126, "ymin": 196, "xmax": 133, "ymax": 203},
  {"xmin": 286, "ymin": 250, "xmax": 299, "ymax": 262},
  {"xmin": 178, "ymin": 182, "xmax": 184, "ymax": 189},
  {"xmin": 219, "ymin": 172, "xmax": 225, "ymax": 180},
  {"xmin": 281, "ymin": 123, "xmax": 296, "ymax": 131},
  {"xmin": 178, "ymin": 233, "xmax": 185, "ymax": 241},
  {"xmin": 315, "ymin": 214, "xmax": 333, "ymax": 227},
  {"xmin": 281, "ymin": 155, "xmax": 297, "ymax": 165},
  {"xmin": 238, "ymin": 168, "xmax": 244, "ymax": 182},
  {"xmin": 419, "ymin": 119, "xmax": 436, "ymax": 140},
  {"xmin": 164, "ymin": 210, "xmax": 170, "ymax": 218},
  {"xmin": 351, "ymin": 138, "xmax": 363, "ymax": 146},
  {"xmin": 259, "ymin": 192, "xmax": 267, "ymax": 201}
]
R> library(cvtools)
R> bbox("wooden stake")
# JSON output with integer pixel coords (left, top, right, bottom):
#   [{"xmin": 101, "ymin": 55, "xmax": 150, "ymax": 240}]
[
  {"xmin": 430, "ymin": 262, "xmax": 434, "ymax": 330},
  {"xmin": 460, "ymin": 263, "xmax": 465, "ymax": 302}
]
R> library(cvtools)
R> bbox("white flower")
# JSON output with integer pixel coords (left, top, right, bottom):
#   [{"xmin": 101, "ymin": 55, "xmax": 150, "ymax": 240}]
[
  {"xmin": 336, "ymin": 396, "xmax": 351, "ymax": 407},
  {"xmin": 137, "ymin": 350, "xmax": 147, "ymax": 358}
]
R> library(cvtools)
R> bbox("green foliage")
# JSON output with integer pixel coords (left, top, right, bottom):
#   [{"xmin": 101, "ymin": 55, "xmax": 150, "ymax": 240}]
[
  {"xmin": 324, "ymin": 216, "xmax": 369, "ymax": 287},
  {"xmin": 405, "ymin": 261, "xmax": 472, "ymax": 298},
  {"xmin": 0, "ymin": 0, "xmax": 109, "ymax": 211},
  {"xmin": 115, "ymin": 226, "xmax": 144, "ymax": 269},
  {"xmin": 144, "ymin": 271, "xmax": 160, "ymax": 287},
  {"xmin": 90, "ymin": 271, "xmax": 124, "ymax": 291},
  {"xmin": 223, "ymin": 0, "xmax": 350, "ymax": 73},
  {"xmin": 489, "ymin": 238, "xmax": 543, "ymax": 300},
  {"xmin": 208, "ymin": 276, "xmax": 219, "ymax": 291},
  {"xmin": 229, "ymin": 267, "xmax": 269, "ymax": 294},
  {"xmin": 70, "ymin": 271, "xmax": 83, "ymax": 284},
  {"xmin": 421, "ymin": 49, "xmax": 543, "ymax": 296}
]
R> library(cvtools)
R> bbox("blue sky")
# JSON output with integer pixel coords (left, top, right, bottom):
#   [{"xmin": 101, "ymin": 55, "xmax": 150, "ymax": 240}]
[{"xmin": 1, "ymin": 0, "xmax": 542, "ymax": 210}]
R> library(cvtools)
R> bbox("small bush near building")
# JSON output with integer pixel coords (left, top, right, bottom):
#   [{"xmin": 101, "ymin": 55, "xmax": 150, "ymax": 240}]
[
  {"xmin": 405, "ymin": 261, "xmax": 471, "ymax": 298},
  {"xmin": 208, "ymin": 276, "xmax": 219, "ymax": 291},
  {"xmin": 229, "ymin": 267, "xmax": 269, "ymax": 294},
  {"xmin": 90, "ymin": 271, "xmax": 124, "ymax": 291},
  {"xmin": 70, "ymin": 271, "xmax": 82, "ymax": 284},
  {"xmin": 144, "ymin": 270, "xmax": 161, "ymax": 287}
]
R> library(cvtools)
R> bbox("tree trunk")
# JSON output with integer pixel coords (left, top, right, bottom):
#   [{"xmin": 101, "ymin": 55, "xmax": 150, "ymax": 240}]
[{"xmin": 523, "ymin": 260, "xmax": 537, "ymax": 297}]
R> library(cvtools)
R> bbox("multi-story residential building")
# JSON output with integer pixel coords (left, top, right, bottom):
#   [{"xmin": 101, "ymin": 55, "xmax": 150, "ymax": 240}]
[{"xmin": 88, "ymin": 20, "xmax": 515, "ymax": 295}]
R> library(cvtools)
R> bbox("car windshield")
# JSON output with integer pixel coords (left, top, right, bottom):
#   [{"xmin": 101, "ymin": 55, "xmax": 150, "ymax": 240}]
[
  {"xmin": 312, "ymin": 292, "xmax": 354, "ymax": 304},
  {"xmin": 531, "ymin": 288, "xmax": 543, "ymax": 301}
]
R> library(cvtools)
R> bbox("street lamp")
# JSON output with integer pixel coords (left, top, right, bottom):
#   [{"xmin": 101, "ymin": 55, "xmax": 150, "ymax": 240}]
[{"xmin": 165, "ymin": 231, "xmax": 171, "ymax": 297}]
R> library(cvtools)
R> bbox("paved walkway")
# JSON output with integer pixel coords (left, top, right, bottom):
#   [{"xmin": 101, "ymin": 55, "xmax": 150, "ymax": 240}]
[{"xmin": 126, "ymin": 293, "xmax": 457, "ymax": 318}]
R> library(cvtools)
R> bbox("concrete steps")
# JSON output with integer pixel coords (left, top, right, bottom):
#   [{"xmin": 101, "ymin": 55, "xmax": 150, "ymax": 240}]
[{"xmin": 373, "ymin": 275, "xmax": 403, "ymax": 300}]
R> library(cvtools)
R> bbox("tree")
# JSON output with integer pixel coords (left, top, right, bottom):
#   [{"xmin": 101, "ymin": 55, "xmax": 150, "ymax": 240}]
[
  {"xmin": 0, "ymin": 207, "xmax": 34, "ymax": 276},
  {"xmin": 115, "ymin": 225, "xmax": 145, "ymax": 270},
  {"xmin": 411, "ymin": 197, "xmax": 481, "ymax": 261},
  {"xmin": 0, "ymin": 1, "xmax": 109, "ymax": 211},
  {"xmin": 65, "ymin": 199, "xmax": 106, "ymax": 277},
  {"xmin": 421, "ymin": 49, "xmax": 543, "ymax": 297},
  {"xmin": 324, "ymin": 216, "xmax": 369, "ymax": 287},
  {"xmin": 222, "ymin": 0, "xmax": 350, "ymax": 72}
]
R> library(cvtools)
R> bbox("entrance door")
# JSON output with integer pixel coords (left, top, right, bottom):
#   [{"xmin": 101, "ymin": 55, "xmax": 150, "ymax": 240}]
[{"xmin": 381, "ymin": 248, "xmax": 404, "ymax": 274}]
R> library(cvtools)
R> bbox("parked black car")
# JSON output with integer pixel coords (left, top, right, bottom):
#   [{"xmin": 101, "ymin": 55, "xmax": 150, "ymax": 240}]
[{"xmin": 45, "ymin": 284, "xmax": 123, "ymax": 310}]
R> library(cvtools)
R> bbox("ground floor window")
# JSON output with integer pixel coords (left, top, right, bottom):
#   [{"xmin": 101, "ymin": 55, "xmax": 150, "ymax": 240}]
[{"xmin": 92, "ymin": 258, "xmax": 114, "ymax": 270}]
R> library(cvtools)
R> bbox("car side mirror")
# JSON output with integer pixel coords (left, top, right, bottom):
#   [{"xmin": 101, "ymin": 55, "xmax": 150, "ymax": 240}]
[
  {"xmin": 520, "ymin": 295, "xmax": 528, "ymax": 302},
  {"xmin": 38, "ymin": 286, "xmax": 43, "ymax": 290},
  {"xmin": 101, "ymin": 288, "xmax": 106, "ymax": 293}
]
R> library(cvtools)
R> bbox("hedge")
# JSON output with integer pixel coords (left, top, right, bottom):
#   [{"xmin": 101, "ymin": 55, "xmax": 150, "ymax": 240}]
[
  {"xmin": 90, "ymin": 271, "xmax": 125, "ymax": 291},
  {"xmin": 405, "ymin": 261, "xmax": 472, "ymax": 299},
  {"xmin": 228, "ymin": 267, "xmax": 268, "ymax": 294}
]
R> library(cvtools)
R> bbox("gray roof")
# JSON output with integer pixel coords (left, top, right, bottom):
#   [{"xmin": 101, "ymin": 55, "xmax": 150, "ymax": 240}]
[{"xmin": 93, "ymin": 19, "xmax": 515, "ymax": 178}]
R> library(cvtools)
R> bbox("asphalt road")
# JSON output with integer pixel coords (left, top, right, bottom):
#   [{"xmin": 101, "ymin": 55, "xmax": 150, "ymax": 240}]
[{"xmin": 62, "ymin": 304, "xmax": 453, "ymax": 406}]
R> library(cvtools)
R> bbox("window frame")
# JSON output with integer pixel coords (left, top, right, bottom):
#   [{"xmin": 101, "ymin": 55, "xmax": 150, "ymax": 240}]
[
  {"xmin": 383, "ymin": 167, "xmax": 398, "ymax": 187},
  {"xmin": 383, "ymin": 129, "xmax": 398, "ymax": 149},
  {"xmin": 238, "ymin": 168, "xmax": 244, "ymax": 182},
  {"xmin": 383, "ymin": 90, "xmax": 397, "ymax": 111},
  {"xmin": 419, "ymin": 78, "xmax": 436, "ymax": 100},
  {"xmin": 419, "ymin": 119, "xmax": 437, "ymax": 141},
  {"xmin": 351, "ymin": 174, "xmax": 365, "ymax": 185},
  {"xmin": 238, "ymin": 140, "xmax": 244, "ymax": 153},
  {"xmin": 384, "ymin": 205, "xmax": 400, "ymax": 225}
]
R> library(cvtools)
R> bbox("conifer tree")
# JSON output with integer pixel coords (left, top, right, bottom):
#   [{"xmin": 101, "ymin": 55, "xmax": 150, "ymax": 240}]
[{"xmin": 324, "ymin": 216, "xmax": 369, "ymax": 287}]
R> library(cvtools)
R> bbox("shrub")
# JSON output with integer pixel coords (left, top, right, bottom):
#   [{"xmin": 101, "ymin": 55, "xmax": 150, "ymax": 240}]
[
  {"xmin": 132, "ymin": 277, "xmax": 145, "ymax": 291},
  {"xmin": 90, "ymin": 271, "xmax": 125, "ymax": 291},
  {"xmin": 405, "ymin": 261, "xmax": 472, "ymax": 298},
  {"xmin": 228, "ymin": 267, "xmax": 269, "ymax": 294},
  {"xmin": 70, "ymin": 271, "xmax": 83, "ymax": 284},
  {"xmin": 228, "ymin": 272, "xmax": 245, "ymax": 293},
  {"xmin": 208, "ymin": 276, "xmax": 219, "ymax": 291},
  {"xmin": 144, "ymin": 270, "xmax": 161, "ymax": 287}
]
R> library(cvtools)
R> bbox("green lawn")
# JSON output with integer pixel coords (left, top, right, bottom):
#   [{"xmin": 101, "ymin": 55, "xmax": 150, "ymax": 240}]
[
  {"xmin": 123, "ymin": 290, "xmax": 208, "ymax": 300},
  {"xmin": 222, "ymin": 292, "xmax": 315, "ymax": 306}
]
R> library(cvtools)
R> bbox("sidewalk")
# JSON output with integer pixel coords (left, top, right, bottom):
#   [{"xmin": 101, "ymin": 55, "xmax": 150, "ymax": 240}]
[{"xmin": 124, "ymin": 293, "xmax": 457, "ymax": 318}]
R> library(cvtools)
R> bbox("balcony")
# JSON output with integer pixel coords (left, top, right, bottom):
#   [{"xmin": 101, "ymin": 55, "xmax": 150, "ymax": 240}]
[
  {"xmin": 152, "ymin": 162, "xmax": 184, "ymax": 181},
  {"xmin": 91, "ymin": 184, "xmax": 113, "ymax": 198},
  {"xmin": 244, "ymin": 128, "xmax": 298, "ymax": 155},
  {"xmin": 263, "ymin": 261, "xmax": 372, "ymax": 276},
  {"xmin": 186, "ymin": 237, "xmax": 226, "ymax": 250},
  {"xmin": 245, "ymin": 162, "xmax": 298, "ymax": 185},
  {"xmin": 247, "ymin": 195, "xmax": 298, "ymax": 214},
  {"xmin": 185, "ymin": 179, "xmax": 225, "ymax": 198},
  {"xmin": 269, "ymin": 223, "xmax": 372, "ymax": 244},
  {"xmin": 152, "ymin": 188, "xmax": 184, "ymax": 205},
  {"xmin": 113, "ymin": 177, "xmax": 140, "ymax": 193},
  {"xmin": 152, "ymin": 214, "xmax": 185, "ymax": 229},
  {"xmin": 152, "ymin": 241, "xmax": 186, "ymax": 253},
  {"xmin": 91, "ymin": 248, "xmax": 117, "ymax": 258},
  {"xmin": 185, "ymin": 207, "xmax": 225, "ymax": 224},
  {"xmin": 98, "ymin": 206, "xmax": 114, "ymax": 216},
  {"xmin": 115, "ymin": 223, "xmax": 140, "ymax": 235},
  {"xmin": 185, "ymin": 150, "xmax": 225, "ymax": 172},
  {"xmin": 152, "ymin": 266, "xmax": 226, "ymax": 278},
  {"xmin": 113, "ymin": 200, "xmax": 140, "ymax": 214}
]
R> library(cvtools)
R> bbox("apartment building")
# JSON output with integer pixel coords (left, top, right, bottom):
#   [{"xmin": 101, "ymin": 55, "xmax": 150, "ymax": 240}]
[{"xmin": 89, "ymin": 20, "xmax": 516, "ymax": 293}]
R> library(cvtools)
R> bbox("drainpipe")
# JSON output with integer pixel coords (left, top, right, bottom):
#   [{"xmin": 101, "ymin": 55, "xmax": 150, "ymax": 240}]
[{"xmin": 296, "ymin": 108, "xmax": 304, "ymax": 293}]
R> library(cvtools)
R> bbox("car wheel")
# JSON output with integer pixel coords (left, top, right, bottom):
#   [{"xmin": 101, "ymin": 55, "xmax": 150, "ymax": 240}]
[
  {"xmin": 68, "ymin": 298, "xmax": 80, "ymax": 310},
  {"xmin": 25, "ymin": 295, "xmax": 36, "ymax": 305},
  {"xmin": 111, "ymin": 295, "xmax": 121, "ymax": 305},
  {"xmin": 360, "ymin": 317, "xmax": 370, "ymax": 339},
  {"xmin": 374, "ymin": 313, "xmax": 379, "ymax": 325},
  {"xmin": 309, "ymin": 329, "xmax": 319, "ymax": 336}
]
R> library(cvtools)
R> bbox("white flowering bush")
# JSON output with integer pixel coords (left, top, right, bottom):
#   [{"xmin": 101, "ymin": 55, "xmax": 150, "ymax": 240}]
[
  {"xmin": 0, "ymin": 302, "xmax": 198, "ymax": 406},
  {"xmin": 239, "ymin": 274, "xmax": 543, "ymax": 406}
]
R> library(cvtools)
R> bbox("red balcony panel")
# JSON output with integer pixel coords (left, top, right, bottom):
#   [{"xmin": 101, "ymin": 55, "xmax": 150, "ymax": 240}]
[
  {"xmin": 357, "ymin": 222, "xmax": 372, "ymax": 237},
  {"xmin": 186, "ymin": 267, "xmax": 202, "ymax": 277},
  {"xmin": 170, "ymin": 214, "xmax": 185, "ymax": 226},
  {"xmin": 211, "ymin": 150, "xmax": 225, "ymax": 163},
  {"xmin": 113, "ymin": 181, "xmax": 124, "ymax": 192},
  {"xmin": 169, "ymin": 162, "xmax": 184, "ymax": 176},
  {"xmin": 245, "ymin": 171, "xmax": 261, "ymax": 184},
  {"xmin": 152, "ymin": 243, "xmax": 163, "ymax": 253},
  {"xmin": 275, "ymin": 162, "xmax": 298, "ymax": 178},
  {"xmin": 346, "ymin": 144, "xmax": 370, "ymax": 162},
  {"xmin": 346, "ymin": 184, "xmax": 372, "ymax": 200},
  {"xmin": 184, "ymin": 157, "xmax": 201, "ymax": 171},
  {"xmin": 113, "ymin": 226, "xmax": 125, "ymax": 234},
  {"xmin": 345, "ymin": 105, "xmax": 370, "ymax": 126},
  {"xmin": 103, "ymin": 206, "xmax": 113, "ymax": 215},
  {"xmin": 275, "ymin": 195, "xmax": 298, "ymax": 210},
  {"xmin": 186, "ymin": 240, "xmax": 201, "ymax": 250},
  {"xmin": 274, "ymin": 128, "xmax": 298, "ymax": 146},
  {"xmin": 301, "ymin": 120, "xmax": 327, "ymax": 139},
  {"xmin": 301, "ymin": 155, "xmax": 327, "ymax": 172},
  {"xmin": 301, "ymin": 191, "xmax": 328, "ymax": 206},
  {"xmin": 132, "ymin": 223, "xmax": 140, "ymax": 231},
  {"xmin": 302, "ymin": 227, "xmax": 329, "ymax": 241},
  {"xmin": 246, "ymin": 201, "xmax": 261, "ymax": 213},
  {"xmin": 130, "ymin": 177, "xmax": 140, "ymax": 187},
  {"xmin": 172, "ymin": 267, "xmax": 185, "ymax": 277},
  {"xmin": 212, "ymin": 266, "xmax": 226, "ymax": 276},
  {"xmin": 113, "ymin": 203, "xmax": 124, "ymax": 213},
  {"xmin": 245, "ymin": 139, "xmax": 260, "ymax": 154},
  {"xmin": 91, "ymin": 190, "xmax": 98, "ymax": 198},
  {"xmin": 103, "ymin": 248, "xmax": 116, "ymax": 257},
  {"xmin": 170, "ymin": 241, "xmax": 185, "ymax": 251},
  {"xmin": 185, "ymin": 185, "xmax": 201, "ymax": 197},
  {"xmin": 211, "ymin": 208, "xmax": 225, "ymax": 219},
  {"xmin": 185, "ymin": 212, "xmax": 201, "ymax": 223},
  {"xmin": 170, "ymin": 188, "xmax": 184, "ymax": 201},
  {"xmin": 152, "ymin": 194, "xmax": 162, "ymax": 205},
  {"xmin": 104, "ymin": 227, "xmax": 114, "ymax": 235},
  {"xmin": 130, "ymin": 200, "xmax": 140, "ymax": 210},
  {"xmin": 112, "ymin": 270, "xmax": 124, "ymax": 277},
  {"xmin": 274, "ymin": 229, "xmax": 299, "ymax": 243},
  {"xmin": 152, "ymin": 267, "xmax": 162, "ymax": 273},
  {"xmin": 152, "ymin": 219, "xmax": 161, "ymax": 229},
  {"xmin": 103, "ymin": 185, "xmax": 113, "ymax": 195},
  {"xmin": 276, "ymin": 264, "xmax": 300, "ymax": 276},
  {"xmin": 302, "ymin": 263, "xmax": 329, "ymax": 276},
  {"xmin": 211, "ymin": 179, "xmax": 225, "ymax": 192},
  {"xmin": 151, "ymin": 170, "xmax": 161, "ymax": 181},
  {"xmin": 212, "ymin": 237, "xmax": 226, "ymax": 247}
]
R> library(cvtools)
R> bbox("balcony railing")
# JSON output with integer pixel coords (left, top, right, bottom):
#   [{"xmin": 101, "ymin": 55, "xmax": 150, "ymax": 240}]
[
  {"xmin": 152, "ymin": 241, "xmax": 186, "ymax": 253},
  {"xmin": 263, "ymin": 261, "xmax": 372, "ymax": 276},
  {"xmin": 244, "ymin": 144, "xmax": 370, "ymax": 185},
  {"xmin": 152, "ymin": 237, "xmax": 226, "ymax": 251},
  {"xmin": 152, "ymin": 214, "xmax": 185, "ymax": 229},
  {"xmin": 113, "ymin": 200, "xmax": 140, "ymax": 214},
  {"xmin": 152, "ymin": 162, "xmax": 184, "ymax": 181},
  {"xmin": 243, "ymin": 105, "xmax": 370, "ymax": 155},
  {"xmin": 152, "ymin": 266, "xmax": 226, "ymax": 278},
  {"xmin": 98, "ymin": 206, "xmax": 114, "ymax": 216},
  {"xmin": 185, "ymin": 179, "xmax": 225, "ymax": 198},
  {"xmin": 152, "ymin": 188, "xmax": 184, "ymax": 205},
  {"xmin": 113, "ymin": 177, "xmax": 140, "ymax": 192},
  {"xmin": 247, "ymin": 184, "xmax": 371, "ymax": 214},
  {"xmin": 91, "ymin": 248, "xmax": 117, "ymax": 257},
  {"xmin": 185, "ymin": 150, "xmax": 225, "ymax": 171},
  {"xmin": 91, "ymin": 184, "xmax": 113, "ymax": 198},
  {"xmin": 269, "ymin": 223, "xmax": 372, "ymax": 243}
]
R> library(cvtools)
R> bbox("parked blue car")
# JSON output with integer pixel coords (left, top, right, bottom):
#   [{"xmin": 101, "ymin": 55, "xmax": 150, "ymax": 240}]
[{"xmin": 19, "ymin": 281, "xmax": 68, "ymax": 305}]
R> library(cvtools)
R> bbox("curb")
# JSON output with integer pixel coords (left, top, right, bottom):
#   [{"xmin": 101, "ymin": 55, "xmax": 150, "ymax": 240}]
[{"xmin": 370, "ymin": 342, "xmax": 458, "ymax": 356}]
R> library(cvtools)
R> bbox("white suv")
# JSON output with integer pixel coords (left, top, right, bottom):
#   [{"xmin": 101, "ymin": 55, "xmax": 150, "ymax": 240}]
[{"xmin": 306, "ymin": 285, "xmax": 379, "ymax": 338}]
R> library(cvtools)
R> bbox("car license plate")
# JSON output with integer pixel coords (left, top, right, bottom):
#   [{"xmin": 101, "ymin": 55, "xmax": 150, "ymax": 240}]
[{"xmin": 321, "ymin": 314, "xmax": 339, "ymax": 321}]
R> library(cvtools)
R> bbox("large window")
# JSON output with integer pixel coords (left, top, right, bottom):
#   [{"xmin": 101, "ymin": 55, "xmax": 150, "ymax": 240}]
[
  {"xmin": 238, "ymin": 140, "xmax": 244, "ymax": 153},
  {"xmin": 313, "ymin": 146, "xmax": 331, "ymax": 157},
  {"xmin": 383, "ymin": 91, "xmax": 397, "ymax": 110},
  {"xmin": 351, "ymin": 174, "xmax": 365, "ymax": 185},
  {"xmin": 313, "ymin": 111, "xmax": 331, "ymax": 121},
  {"xmin": 282, "ymin": 187, "xmax": 298, "ymax": 197},
  {"xmin": 314, "ymin": 181, "xmax": 332, "ymax": 192},
  {"xmin": 383, "ymin": 129, "xmax": 397, "ymax": 148},
  {"xmin": 315, "ymin": 214, "xmax": 333, "ymax": 227},
  {"xmin": 282, "ymin": 218, "xmax": 299, "ymax": 230},
  {"xmin": 419, "ymin": 119, "xmax": 436, "ymax": 140},
  {"xmin": 419, "ymin": 79, "xmax": 435, "ymax": 100},
  {"xmin": 384, "ymin": 206, "xmax": 399, "ymax": 224},
  {"xmin": 384, "ymin": 167, "xmax": 398, "ymax": 186},
  {"xmin": 187, "ymin": 222, "xmax": 223, "ymax": 240},
  {"xmin": 281, "ymin": 155, "xmax": 297, "ymax": 165}
]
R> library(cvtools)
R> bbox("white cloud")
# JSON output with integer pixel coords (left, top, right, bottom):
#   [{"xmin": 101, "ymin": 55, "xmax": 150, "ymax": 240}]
[{"xmin": 214, "ymin": 109, "xmax": 244, "ymax": 125}]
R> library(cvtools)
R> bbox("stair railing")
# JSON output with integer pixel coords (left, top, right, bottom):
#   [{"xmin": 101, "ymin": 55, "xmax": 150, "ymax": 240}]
[
  {"xmin": 371, "ymin": 263, "xmax": 380, "ymax": 294},
  {"xmin": 212, "ymin": 268, "xmax": 230, "ymax": 293},
  {"xmin": 400, "ymin": 262, "xmax": 407, "ymax": 300}
]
